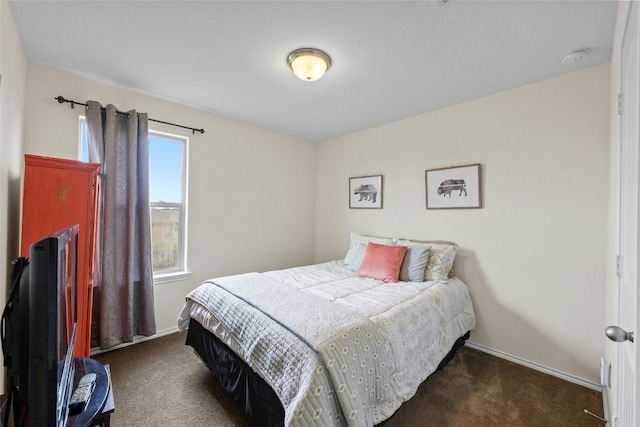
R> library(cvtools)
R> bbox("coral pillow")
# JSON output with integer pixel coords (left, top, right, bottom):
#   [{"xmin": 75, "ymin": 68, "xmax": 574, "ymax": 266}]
[{"xmin": 357, "ymin": 243, "xmax": 408, "ymax": 283}]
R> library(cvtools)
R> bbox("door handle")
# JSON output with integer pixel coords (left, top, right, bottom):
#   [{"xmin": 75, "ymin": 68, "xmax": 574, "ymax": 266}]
[{"xmin": 605, "ymin": 325, "xmax": 635, "ymax": 343}]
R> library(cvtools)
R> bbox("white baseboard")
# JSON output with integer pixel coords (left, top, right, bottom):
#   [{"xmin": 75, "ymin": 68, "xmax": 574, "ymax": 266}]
[
  {"xmin": 465, "ymin": 340, "xmax": 602, "ymax": 392},
  {"xmin": 89, "ymin": 326, "xmax": 181, "ymax": 356}
]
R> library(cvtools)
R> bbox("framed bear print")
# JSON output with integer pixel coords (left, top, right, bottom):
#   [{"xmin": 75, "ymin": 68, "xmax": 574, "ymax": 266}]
[
  {"xmin": 349, "ymin": 175, "xmax": 383, "ymax": 209},
  {"xmin": 426, "ymin": 164, "xmax": 481, "ymax": 209}
]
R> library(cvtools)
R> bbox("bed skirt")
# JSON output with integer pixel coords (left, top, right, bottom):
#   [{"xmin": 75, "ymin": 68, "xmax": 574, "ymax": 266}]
[{"xmin": 185, "ymin": 317, "xmax": 470, "ymax": 426}]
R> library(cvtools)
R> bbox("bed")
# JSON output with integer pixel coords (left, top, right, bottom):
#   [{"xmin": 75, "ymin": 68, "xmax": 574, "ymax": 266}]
[{"xmin": 177, "ymin": 234, "xmax": 476, "ymax": 427}]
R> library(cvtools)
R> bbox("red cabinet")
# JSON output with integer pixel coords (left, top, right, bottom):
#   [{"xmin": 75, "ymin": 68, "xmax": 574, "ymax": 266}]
[{"xmin": 20, "ymin": 155, "xmax": 100, "ymax": 357}]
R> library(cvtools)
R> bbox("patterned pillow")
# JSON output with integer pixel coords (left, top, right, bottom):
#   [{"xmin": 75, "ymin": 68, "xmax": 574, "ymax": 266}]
[
  {"xmin": 394, "ymin": 239, "xmax": 459, "ymax": 282},
  {"xmin": 357, "ymin": 243, "xmax": 408, "ymax": 283},
  {"xmin": 343, "ymin": 233, "xmax": 393, "ymax": 265},
  {"xmin": 425, "ymin": 243, "xmax": 459, "ymax": 282},
  {"xmin": 398, "ymin": 245, "xmax": 431, "ymax": 282}
]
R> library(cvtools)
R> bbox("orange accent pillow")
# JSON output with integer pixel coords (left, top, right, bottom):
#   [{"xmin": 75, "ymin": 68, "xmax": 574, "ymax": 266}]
[{"xmin": 357, "ymin": 243, "xmax": 408, "ymax": 283}]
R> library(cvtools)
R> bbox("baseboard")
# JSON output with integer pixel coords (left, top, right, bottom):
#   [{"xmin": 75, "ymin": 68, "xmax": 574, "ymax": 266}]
[
  {"xmin": 465, "ymin": 340, "xmax": 602, "ymax": 392},
  {"xmin": 89, "ymin": 326, "xmax": 181, "ymax": 356}
]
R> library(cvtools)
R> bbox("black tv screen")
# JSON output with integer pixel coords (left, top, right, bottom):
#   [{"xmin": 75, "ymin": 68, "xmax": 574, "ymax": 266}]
[{"xmin": 15, "ymin": 225, "xmax": 79, "ymax": 427}]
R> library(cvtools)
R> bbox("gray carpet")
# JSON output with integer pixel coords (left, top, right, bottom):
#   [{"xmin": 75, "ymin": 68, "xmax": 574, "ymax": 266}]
[{"xmin": 94, "ymin": 331, "xmax": 604, "ymax": 426}]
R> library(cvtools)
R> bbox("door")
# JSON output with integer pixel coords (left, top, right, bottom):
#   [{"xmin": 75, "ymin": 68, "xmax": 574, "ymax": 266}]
[{"xmin": 613, "ymin": 2, "xmax": 640, "ymax": 426}]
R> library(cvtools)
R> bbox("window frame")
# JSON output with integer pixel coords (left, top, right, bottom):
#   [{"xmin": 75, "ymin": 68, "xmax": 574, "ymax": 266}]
[{"xmin": 79, "ymin": 117, "xmax": 190, "ymax": 284}]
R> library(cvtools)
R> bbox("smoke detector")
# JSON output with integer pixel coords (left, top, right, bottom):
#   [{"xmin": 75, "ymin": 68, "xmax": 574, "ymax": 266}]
[{"xmin": 560, "ymin": 49, "xmax": 590, "ymax": 66}]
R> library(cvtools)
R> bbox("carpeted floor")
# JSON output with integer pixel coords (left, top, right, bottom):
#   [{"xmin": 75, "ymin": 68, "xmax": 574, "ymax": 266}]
[{"xmin": 94, "ymin": 331, "xmax": 604, "ymax": 426}]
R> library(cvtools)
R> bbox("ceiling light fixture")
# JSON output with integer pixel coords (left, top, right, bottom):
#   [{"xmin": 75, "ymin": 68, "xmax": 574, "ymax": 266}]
[{"xmin": 287, "ymin": 48, "xmax": 331, "ymax": 82}]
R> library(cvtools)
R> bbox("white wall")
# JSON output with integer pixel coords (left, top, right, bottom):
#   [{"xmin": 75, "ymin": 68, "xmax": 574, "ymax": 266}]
[
  {"xmin": 0, "ymin": 1, "xmax": 27, "ymax": 392},
  {"xmin": 22, "ymin": 64, "xmax": 317, "ymax": 334},
  {"xmin": 315, "ymin": 64, "xmax": 611, "ymax": 386}
]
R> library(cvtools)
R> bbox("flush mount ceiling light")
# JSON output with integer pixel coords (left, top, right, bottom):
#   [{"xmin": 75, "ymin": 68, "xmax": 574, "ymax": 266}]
[{"xmin": 287, "ymin": 48, "xmax": 331, "ymax": 82}]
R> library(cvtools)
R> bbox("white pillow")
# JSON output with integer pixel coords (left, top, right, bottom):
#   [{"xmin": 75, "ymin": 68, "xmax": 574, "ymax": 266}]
[{"xmin": 343, "ymin": 233, "xmax": 393, "ymax": 265}]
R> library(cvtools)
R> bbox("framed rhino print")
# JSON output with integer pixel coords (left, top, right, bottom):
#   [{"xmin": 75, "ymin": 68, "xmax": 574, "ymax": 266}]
[
  {"xmin": 349, "ymin": 175, "xmax": 383, "ymax": 209},
  {"xmin": 425, "ymin": 163, "xmax": 481, "ymax": 209}
]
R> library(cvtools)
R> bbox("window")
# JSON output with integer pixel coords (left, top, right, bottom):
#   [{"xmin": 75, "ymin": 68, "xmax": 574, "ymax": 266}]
[
  {"xmin": 79, "ymin": 117, "xmax": 189, "ymax": 283},
  {"xmin": 147, "ymin": 132, "xmax": 189, "ymax": 282}
]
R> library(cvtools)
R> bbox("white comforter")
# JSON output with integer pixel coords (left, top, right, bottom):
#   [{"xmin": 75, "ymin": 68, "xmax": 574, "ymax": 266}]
[{"xmin": 178, "ymin": 261, "xmax": 475, "ymax": 427}]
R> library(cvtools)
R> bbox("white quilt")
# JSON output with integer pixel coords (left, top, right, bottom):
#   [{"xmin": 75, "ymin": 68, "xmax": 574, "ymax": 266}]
[{"xmin": 178, "ymin": 261, "xmax": 476, "ymax": 427}]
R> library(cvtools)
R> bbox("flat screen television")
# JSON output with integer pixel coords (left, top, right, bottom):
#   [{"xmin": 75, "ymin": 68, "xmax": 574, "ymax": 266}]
[{"xmin": 2, "ymin": 225, "xmax": 79, "ymax": 427}]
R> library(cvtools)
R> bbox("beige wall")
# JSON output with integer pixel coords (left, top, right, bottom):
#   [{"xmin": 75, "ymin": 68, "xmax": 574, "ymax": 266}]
[
  {"xmin": 22, "ymin": 64, "xmax": 318, "ymax": 334},
  {"xmin": 3, "ymin": 1, "xmax": 612, "ymax": 391},
  {"xmin": 0, "ymin": 1, "xmax": 27, "ymax": 392},
  {"xmin": 315, "ymin": 64, "xmax": 611, "ymax": 386}
]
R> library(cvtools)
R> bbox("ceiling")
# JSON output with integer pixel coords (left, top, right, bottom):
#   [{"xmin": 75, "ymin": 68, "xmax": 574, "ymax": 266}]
[{"xmin": 8, "ymin": 1, "xmax": 618, "ymax": 142}]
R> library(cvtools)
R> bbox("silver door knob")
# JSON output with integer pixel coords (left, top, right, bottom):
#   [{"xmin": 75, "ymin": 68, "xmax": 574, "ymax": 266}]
[{"xmin": 605, "ymin": 326, "xmax": 635, "ymax": 343}]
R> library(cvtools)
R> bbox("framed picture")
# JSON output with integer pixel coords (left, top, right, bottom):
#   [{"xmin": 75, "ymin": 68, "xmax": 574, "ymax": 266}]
[
  {"xmin": 349, "ymin": 175, "xmax": 383, "ymax": 209},
  {"xmin": 425, "ymin": 163, "xmax": 481, "ymax": 209}
]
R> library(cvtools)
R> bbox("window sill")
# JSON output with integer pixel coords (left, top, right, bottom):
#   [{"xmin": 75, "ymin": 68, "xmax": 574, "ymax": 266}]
[{"xmin": 153, "ymin": 271, "xmax": 191, "ymax": 285}]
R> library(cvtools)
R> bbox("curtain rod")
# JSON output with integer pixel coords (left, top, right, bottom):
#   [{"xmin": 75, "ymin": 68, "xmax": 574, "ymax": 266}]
[{"xmin": 55, "ymin": 96, "xmax": 205, "ymax": 135}]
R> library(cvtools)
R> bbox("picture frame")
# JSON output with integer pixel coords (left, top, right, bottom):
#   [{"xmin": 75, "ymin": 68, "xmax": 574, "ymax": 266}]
[
  {"xmin": 349, "ymin": 175, "xmax": 383, "ymax": 209},
  {"xmin": 425, "ymin": 163, "xmax": 481, "ymax": 209}
]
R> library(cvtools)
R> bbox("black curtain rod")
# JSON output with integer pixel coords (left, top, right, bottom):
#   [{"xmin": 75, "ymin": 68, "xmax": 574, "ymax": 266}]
[{"xmin": 55, "ymin": 96, "xmax": 205, "ymax": 135}]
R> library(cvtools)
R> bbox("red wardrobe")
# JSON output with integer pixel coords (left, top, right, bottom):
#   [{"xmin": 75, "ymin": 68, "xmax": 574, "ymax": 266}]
[{"xmin": 20, "ymin": 154, "xmax": 100, "ymax": 357}]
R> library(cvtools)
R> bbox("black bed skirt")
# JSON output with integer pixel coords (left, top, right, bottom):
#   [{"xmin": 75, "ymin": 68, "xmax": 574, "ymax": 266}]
[
  {"xmin": 186, "ymin": 319, "xmax": 284, "ymax": 426},
  {"xmin": 186, "ymin": 318, "xmax": 470, "ymax": 426}
]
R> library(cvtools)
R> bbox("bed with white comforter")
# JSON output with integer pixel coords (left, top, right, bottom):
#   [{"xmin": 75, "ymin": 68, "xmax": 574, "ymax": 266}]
[{"xmin": 178, "ymin": 258, "xmax": 475, "ymax": 427}]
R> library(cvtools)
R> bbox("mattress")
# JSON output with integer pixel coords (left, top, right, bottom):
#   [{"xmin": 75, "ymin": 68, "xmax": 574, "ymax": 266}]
[{"xmin": 178, "ymin": 260, "xmax": 475, "ymax": 426}]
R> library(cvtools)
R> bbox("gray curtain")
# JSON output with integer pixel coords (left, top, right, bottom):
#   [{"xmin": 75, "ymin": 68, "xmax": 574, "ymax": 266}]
[{"xmin": 85, "ymin": 101, "xmax": 156, "ymax": 349}]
